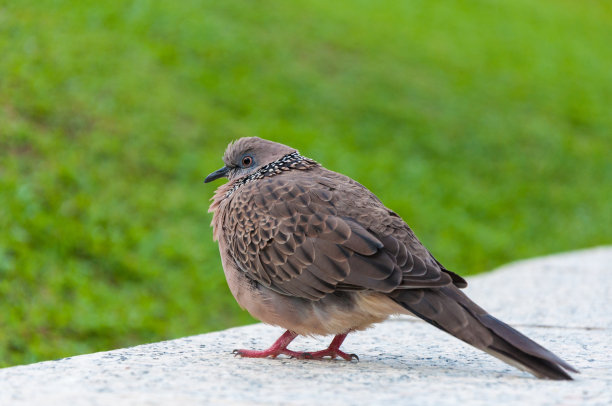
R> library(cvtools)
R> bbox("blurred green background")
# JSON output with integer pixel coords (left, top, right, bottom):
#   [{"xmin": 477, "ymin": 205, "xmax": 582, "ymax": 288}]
[{"xmin": 1, "ymin": 0, "xmax": 611, "ymax": 367}]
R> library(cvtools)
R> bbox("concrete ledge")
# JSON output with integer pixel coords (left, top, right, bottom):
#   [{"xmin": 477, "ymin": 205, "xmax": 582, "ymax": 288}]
[{"xmin": 2, "ymin": 247, "xmax": 611, "ymax": 405}]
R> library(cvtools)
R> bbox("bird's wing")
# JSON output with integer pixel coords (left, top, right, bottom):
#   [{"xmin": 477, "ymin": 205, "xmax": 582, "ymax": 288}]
[{"xmin": 224, "ymin": 173, "xmax": 460, "ymax": 300}]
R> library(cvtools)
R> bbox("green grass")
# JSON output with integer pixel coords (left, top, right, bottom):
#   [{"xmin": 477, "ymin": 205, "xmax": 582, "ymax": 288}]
[{"xmin": 1, "ymin": 0, "xmax": 611, "ymax": 367}]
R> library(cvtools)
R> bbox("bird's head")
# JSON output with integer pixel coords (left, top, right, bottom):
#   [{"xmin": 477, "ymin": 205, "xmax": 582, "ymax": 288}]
[{"xmin": 204, "ymin": 137, "xmax": 297, "ymax": 183}]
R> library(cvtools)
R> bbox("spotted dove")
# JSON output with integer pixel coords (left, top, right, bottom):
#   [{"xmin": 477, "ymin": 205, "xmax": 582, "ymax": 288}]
[{"xmin": 205, "ymin": 137, "xmax": 577, "ymax": 380}]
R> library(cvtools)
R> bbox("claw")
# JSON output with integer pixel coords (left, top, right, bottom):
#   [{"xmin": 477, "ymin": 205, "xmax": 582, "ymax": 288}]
[{"xmin": 231, "ymin": 331, "xmax": 359, "ymax": 362}]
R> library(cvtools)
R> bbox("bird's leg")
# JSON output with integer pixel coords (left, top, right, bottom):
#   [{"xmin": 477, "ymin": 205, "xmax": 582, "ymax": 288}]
[
  {"xmin": 303, "ymin": 333, "xmax": 359, "ymax": 361},
  {"xmin": 233, "ymin": 331, "xmax": 358, "ymax": 361},
  {"xmin": 232, "ymin": 330, "xmax": 305, "ymax": 359}
]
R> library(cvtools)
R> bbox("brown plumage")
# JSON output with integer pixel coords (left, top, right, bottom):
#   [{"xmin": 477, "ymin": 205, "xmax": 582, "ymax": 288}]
[{"xmin": 205, "ymin": 137, "xmax": 577, "ymax": 380}]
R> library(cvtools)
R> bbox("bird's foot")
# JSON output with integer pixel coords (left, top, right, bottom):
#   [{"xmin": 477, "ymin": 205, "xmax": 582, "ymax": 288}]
[
  {"xmin": 232, "ymin": 330, "xmax": 300, "ymax": 359},
  {"xmin": 297, "ymin": 348, "xmax": 359, "ymax": 361},
  {"xmin": 232, "ymin": 348, "xmax": 307, "ymax": 359},
  {"xmin": 300, "ymin": 332, "xmax": 358, "ymax": 361},
  {"xmin": 233, "ymin": 347, "xmax": 358, "ymax": 361},
  {"xmin": 232, "ymin": 331, "xmax": 358, "ymax": 361}
]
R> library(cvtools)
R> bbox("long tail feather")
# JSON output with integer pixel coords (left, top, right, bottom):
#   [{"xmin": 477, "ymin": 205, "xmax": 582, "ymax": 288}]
[{"xmin": 390, "ymin": 287, "xmax": 578, "ymax": 380}]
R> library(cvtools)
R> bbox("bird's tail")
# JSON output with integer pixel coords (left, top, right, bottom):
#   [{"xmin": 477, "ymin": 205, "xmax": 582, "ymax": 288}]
[{"xmin": 390, "ymin": 286, "xmax": 578, "ymax": 380}]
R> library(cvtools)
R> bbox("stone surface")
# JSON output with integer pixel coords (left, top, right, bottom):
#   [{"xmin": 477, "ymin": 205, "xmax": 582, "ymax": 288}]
[{"xmin": 1, "ymin": 246, "xmax": 611, "ymax": 406}]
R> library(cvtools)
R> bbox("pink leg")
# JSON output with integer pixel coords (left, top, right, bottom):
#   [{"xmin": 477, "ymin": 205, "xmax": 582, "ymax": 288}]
[
  {"xmin": 233, "ymin": 331, "xmax": 358, "ymax": 361},
  {"xmin": 304, "ymin": 333, "xmax": 359, "ymax": 361},
  {"xmin": 232, "ymin": 330, "xmax": 305, "ymax": 359}
]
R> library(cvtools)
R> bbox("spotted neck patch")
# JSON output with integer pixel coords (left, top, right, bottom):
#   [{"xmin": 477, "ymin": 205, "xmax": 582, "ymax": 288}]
[{"xmin": 225, "ymin": 152, "xmax": 318, "ymax": 198}]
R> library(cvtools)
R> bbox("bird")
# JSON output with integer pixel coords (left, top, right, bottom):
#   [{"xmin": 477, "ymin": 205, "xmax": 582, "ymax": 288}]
[{"xmin": 204, "ymin": 137, "xmax": 577, "ymax": 380}]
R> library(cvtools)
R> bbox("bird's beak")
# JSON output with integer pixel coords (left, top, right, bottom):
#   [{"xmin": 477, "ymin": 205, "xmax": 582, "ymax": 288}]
[{"xmin": 204, "ymin": 166, "xmax": 231, "ymax": 183}]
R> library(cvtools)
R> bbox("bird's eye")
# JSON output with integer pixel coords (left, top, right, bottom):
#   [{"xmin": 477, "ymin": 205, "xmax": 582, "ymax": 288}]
[{"xmin": 241, "ymin": 155, "xmax": 253, "ymax": 167}]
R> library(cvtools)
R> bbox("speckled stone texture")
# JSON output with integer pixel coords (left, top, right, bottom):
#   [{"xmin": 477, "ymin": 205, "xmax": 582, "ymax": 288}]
[{"xmin": 1, "ymin": 247, "xmax": 611, "ymax": 406}]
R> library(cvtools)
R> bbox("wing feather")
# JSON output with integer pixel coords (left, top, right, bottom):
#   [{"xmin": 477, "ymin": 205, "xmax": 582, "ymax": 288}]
[{"xmin": 224, "ymin": 175, "xmax": 461, "ymax": 300}]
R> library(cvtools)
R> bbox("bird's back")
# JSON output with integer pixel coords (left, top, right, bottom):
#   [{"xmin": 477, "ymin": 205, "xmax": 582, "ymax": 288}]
[{"xmin": 215, "ymin": 165, "xmax": 464, "ymax": 302}]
